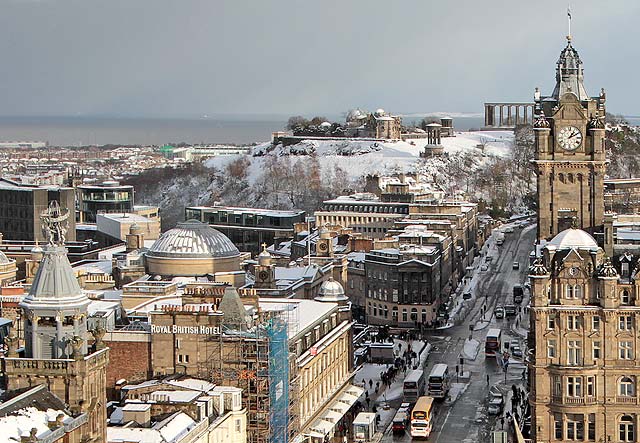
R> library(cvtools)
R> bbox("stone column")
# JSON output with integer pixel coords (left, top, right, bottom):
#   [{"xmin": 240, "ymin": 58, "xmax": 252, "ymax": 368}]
[
  {"xmin": 516, "ymin": 106, "xmax": 520, "ymax": 126},
  {"xmin": 56, "ymin": 315, "xmax": 63, "ymax": 359},
  {"xmin": 485, "ymin": 104, "xmax": 489, "ymax": 127},
  {"xmin": 31, "ymin": 315, "xmax": 39, "ymax": 358},
  {"xmin": 499, "ymin": 106, "xmax": 504, "ymax": 127},
  {"xmin": 523, "ymin": 106, "xmax": 528, "ymax": 125}
]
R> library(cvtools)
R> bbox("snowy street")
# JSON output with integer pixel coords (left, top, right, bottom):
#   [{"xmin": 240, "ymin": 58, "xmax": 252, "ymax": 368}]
[{"xmin": 351, "ymin": 221, "xmax": 535, "ymax": 443}]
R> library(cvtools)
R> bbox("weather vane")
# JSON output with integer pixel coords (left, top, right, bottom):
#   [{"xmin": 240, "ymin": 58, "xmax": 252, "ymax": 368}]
[{"xmin": 41, "ymin": 201, "xmax": 69, "ymax": 246}]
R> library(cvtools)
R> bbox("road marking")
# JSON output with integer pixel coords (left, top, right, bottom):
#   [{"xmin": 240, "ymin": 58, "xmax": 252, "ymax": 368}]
[{"xmin": 434, "ymin": 408, "xmax": 453, "ymax": 443}]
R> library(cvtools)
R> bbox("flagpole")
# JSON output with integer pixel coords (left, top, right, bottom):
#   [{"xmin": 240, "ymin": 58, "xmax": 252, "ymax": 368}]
[{"xmin": 567, "ymin": 5, "xmax": 572, "ymax": 40}]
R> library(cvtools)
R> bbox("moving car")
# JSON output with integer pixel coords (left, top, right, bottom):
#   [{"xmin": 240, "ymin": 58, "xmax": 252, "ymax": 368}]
[
  {"xmin": 511, "ymin": 345, "xmax": 523, "ymax": 359},
  {"xmin": 488, "ymin": 392, "xmax": 504, "ymax": 415},
  {"xmin": 505, "ymin": 305, "xmax": 517, "ymax": 317},
  {"xmin": 512, "ymin": 261, "xmax": 520, "ymax": 270},
  {"xmin": 495, "ymin": 307, "xmax": 505, "ymax": 319},
  {"xmin": 392, "ymin": 409, "xmax": 409, "ymax": 434}
]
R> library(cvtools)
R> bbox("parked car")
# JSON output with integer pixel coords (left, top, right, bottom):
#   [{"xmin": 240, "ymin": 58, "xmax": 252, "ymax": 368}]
[
  {"xmin": 505, "ymin": 305, "xmax": 517, "ymax": 317},
  {"xmin": 463, "ymin": 291, "xmax": 472, "ymax": 300},
  {"xmin": 481, "ymin": 264, "xmax": 489, "ymax": 272},
  {"xmin": 495, "ymin": 307, "xmax": 505, "ymax": 319},
  {"xmin": 488, "ymin": 392, "xmax": 504, "ymax": 415},
  {"xmin": 511, "ymin": 345, "xmax": 523, "ymax": 359},
  {"xmin": 512, "ymin": 261, "xmax": 520, "ymax": 270}
]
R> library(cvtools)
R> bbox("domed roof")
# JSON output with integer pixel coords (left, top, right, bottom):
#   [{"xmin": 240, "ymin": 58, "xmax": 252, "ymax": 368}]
[
  {"xmin": 147, "ymin": 220, "xmax": 240, "ymax": 259},
  {"xmin": 315, "ymin": 277, "xmax": 348, "ymax": 303},
  {"xmin": 548, "ymin": 228, "xmax": 598, "ymax": 251}
]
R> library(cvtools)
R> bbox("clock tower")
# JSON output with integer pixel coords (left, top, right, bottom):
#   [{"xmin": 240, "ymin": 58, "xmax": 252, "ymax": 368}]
[{"xmin": 533, "ymin": 36, "xmax": 607, "ymax": 241}]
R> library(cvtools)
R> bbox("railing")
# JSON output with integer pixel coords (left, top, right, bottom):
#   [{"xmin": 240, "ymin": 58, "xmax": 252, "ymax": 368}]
[
  {"xmin": 616, "ymin": 396, "xmax": 638, "ymax": 404},
  {"xmin": 7, "ymin": 358, "xmax": 70, "ymax": 371},
  {"xmin": 551, "ymin": 396, "xmax": 598, "ymax": 405}
]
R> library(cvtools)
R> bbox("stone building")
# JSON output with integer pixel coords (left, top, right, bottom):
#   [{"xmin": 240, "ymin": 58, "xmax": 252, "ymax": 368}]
[
  {"xmin": 527, "ymin": 35, "xmax": 640, "ymax": 443},
  {"xmin": 363, "ymin": 231, "xmax": 450, "ymax": 328},
  {"xmin": 116, "ymin": 282, "xmax": 360, "ymax": 443},
  {"xmin": 1, "ymin": 203, "xmax": 109, "ymax": 442},
  {"xmin": 529, "ymin": 227, "xmax": 640, "ymax": 442},
  {"xmin": 532, "ymin": 36, "xmax": 607, "ymax": 241}
]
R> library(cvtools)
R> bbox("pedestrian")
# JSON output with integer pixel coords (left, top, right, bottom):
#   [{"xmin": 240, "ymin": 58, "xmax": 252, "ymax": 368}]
[
  {"xmin": 486, "ymin": 374, "xmax": 490, "ymax": 386},
  {"xmin": 369, "ymin": 379, "xmax": 373, "ymax": 389}
]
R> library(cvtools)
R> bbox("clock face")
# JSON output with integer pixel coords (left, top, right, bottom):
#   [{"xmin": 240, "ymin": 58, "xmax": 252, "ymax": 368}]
[
  {"xmin": 569, "ymin": 267, "xmax": 578, "ymax": 276},
  {"xmin": 557, "ymin": 126, "xmax": 583, "ymax": 151}
]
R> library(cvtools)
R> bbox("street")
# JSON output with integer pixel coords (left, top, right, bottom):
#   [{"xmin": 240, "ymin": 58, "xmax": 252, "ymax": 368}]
[{"xmin": 374, "ymin": 222, "xmax": 536, "ymax": 443}]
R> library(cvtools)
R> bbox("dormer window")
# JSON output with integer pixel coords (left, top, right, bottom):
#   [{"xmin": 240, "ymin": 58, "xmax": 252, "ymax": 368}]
[{"xmin": 622, "ymin": 262, "xmax": 630, "ymax": 278}]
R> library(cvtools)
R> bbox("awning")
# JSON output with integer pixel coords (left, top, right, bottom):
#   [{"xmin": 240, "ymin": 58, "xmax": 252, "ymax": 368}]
[
  {"xmin": 309, "ymin": 419, "xmax": 334, "ymax": 437},
  {"xmin": 304, "ymin": 384, "xmax": 364, "ymax": 438}
]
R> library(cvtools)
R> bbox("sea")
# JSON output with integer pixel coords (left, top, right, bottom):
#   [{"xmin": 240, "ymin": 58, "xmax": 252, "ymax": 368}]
[
  {"xmin": 0, "ymin": 115, "xmax": 637, "ymax": 147},
  {"xmin": 0, "ymin": 115, "xmax": 486, "ymax": 147}
]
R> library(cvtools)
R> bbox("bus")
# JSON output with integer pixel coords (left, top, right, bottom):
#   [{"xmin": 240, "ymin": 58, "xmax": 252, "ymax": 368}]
[
  {"xmin": 427, "ymin": 364, "xmax": 450, "ymax": 399},
  {"xmin": 402, "ymin": 369, "xmax": 425, "ymax": 403},
  {"xmin": 485, "ymin": 328, "xmax": 502, "ymax": 357},
  {"xmin": 410, "ymin": 396, "xmax": 435, "ymax": 438}
]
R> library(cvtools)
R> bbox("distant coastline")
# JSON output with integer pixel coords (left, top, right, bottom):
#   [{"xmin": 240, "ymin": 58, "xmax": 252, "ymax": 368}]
[{"xmin": 0, "ymin": 114, "xmax": 637, "ymax": 147}]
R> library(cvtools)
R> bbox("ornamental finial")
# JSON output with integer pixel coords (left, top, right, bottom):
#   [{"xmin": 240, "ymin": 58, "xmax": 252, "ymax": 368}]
[{"xmin": 40, "ymin": 201, "xmax": 69, "ymax": 246}]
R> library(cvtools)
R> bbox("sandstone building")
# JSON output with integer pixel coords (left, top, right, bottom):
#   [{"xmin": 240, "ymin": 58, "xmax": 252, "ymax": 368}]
[{"xmin": 532, "ymin": 36, "xmax": 607, "ymax": 241}]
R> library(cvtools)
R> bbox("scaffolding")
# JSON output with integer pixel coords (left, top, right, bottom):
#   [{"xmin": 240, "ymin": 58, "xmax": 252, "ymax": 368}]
[{"xmin": 199, "ymin": 303, "xmax": 298, "ymax": 443}]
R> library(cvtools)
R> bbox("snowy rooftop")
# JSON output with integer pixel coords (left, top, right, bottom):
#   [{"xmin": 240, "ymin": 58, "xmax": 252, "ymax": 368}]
[
  {"xmin": 0, "ymin": 407, "xmax": 71, "ymax": 442},
  {"xmin": 187, "ymin": 205, "xmax": 304, "ymax": 217},
  {"xmin": 108, "ymin": 411, "xmax": 196, "ymax": 443},
  {"xmin": 258, "ymin": 298, "xmax": 337, "ymax": 339}
]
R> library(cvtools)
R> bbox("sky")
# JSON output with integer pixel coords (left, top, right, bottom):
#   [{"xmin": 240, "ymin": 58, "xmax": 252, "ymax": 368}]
[{"xmin": 1, "ymin": 0, "xmax": 639, "ymax": 118}]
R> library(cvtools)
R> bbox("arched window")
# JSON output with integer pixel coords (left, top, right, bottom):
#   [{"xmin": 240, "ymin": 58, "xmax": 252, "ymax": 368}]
[
  {"xmin": 410, "ymin": 308, "xmax": 418, "ymax": 321},
  {"xmin": 559, "ymin": 173, "xmax": 565, "ymax": 183},
  {"xmin": 619, "ymin": 377, "xmax": 635, "ymax": 397},
  {"xmin": 622, "ymin": 290, "xmax": 631, "ymax": 305},
  {"xmin": 619, "ymin": 415, "xmax": 635, "ymax": 442}
]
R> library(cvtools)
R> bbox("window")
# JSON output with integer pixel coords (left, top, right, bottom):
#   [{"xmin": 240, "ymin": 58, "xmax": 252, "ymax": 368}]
[
  {"xmin": 619, "ymin": 377, "xmax": 635, "ymax": 397},
  {"xmin": 548, "ymin": 340, "xmax": 557, "ymax": 358},
  {"xmin": 592, "ymin": 316, "xmax": 600, "ymax": 331},
  {"xmin": 567, "ymin": 315, "xmax": 579, "ymax": 330},
  {"xmin": 567, "ymin": 376, "xmax": 582, "ymax": 397},
  {"xmin": 566, "ymin": 285, "xmax": 574, "ymax": 299},
  {"xmin": 547, "ymin": 316, "xmax": 556, "ymax": 330},
  {"xmin": 619, "ymin": 415, "xmax": 635, "ymax": 442},
  {"xmin": 568, "ymin": 340, "xmax": 582, "ymax": 365},
  {"xmin": 554, "ymin": 414, "xmax": 564, "ymax": 440},
  {"xmin": 586, "ymin": 376, "xmax": 595, "ymax": 397},
  {"xmin": 622, "ymin": 289, "xmax": 631, "ymax": 305},
  {"xmin": 619, "ymin": 341, "xmax": 633, "ymax": 360},
  {"xmin": 235, "ymin": 419, "xmax": 242, "ymax": 433},
  {"xmin": 619, "ymin": 315, "xmax": 633, "ymax": 331},
  {"xmin": 553, "ymin": 376, "xmax": 562, "ymax": 396},
  {"xmin": 567, "ymin": 415, "xmax": 584, "ymax": 440},
  {"xmin": 588, "ymin": 414, "xmax": 596, "ymax": 441},
  {"xmin": 592, "ymin": 341, "xmax": 601, "ymax": 360},
  {"xmin": 402, "ymin": 309, "xmax": 407, "ymax": 322}
]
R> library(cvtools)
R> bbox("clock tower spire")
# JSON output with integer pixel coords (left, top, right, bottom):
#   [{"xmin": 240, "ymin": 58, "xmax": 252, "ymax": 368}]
[{"xmin": 533, "ymin": 35, "xmax": 607, "ymax": 241}]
